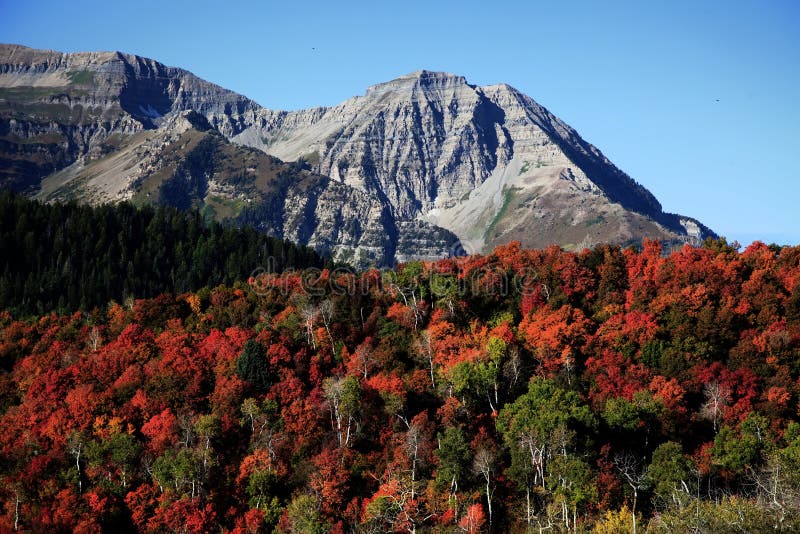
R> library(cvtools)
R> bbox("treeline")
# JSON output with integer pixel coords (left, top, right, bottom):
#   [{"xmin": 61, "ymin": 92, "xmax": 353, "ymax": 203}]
[
  {"xmin": 1, "ymin": 240, "xmax": 799, "ymax": 532},
  {"xmin": 0, "ymin": 191, "xmax": 325, "ymax": 315}
]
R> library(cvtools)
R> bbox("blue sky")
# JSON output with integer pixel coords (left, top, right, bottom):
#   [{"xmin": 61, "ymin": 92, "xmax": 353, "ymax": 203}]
[{"xmin": 2, "ymin": 0, "xmax": 798, "ymax": 246}]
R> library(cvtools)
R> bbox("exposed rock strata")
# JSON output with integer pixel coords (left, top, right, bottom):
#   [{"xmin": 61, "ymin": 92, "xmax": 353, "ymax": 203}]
[{"xmin": 1, "ymin": 44, "xmax": 714, "ymax": 265}]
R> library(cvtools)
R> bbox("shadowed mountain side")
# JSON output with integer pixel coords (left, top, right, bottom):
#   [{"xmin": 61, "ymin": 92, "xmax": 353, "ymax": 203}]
[{"xmin": 36, "ymin": 111, "xmax": 460, "ymax": 267}]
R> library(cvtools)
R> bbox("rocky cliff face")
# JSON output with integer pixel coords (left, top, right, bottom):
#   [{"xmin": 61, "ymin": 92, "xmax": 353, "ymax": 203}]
[
  {"xmin": 1, "ymin": 44, "xmax": 714, "ymax": 264},
  {"xmin": 236, "ymin": 70, "xmax": 713, "ymax": 252},
  {"xmin": 237, "ymin": 71, "xmax": 506, "ymax": 219},
  {"xmin": 0, "ymin": 45, "xmax": 459, "ymax": 266},
  {"xmin": 35, "ymin": 110, "xmax": 458, "ymax": 268},
  {"xmin": 0, "ymin": 44, "xmax": 257, "ymax": 191},
  {"xmin": 0, "ymin": 44, "xmax": 258, "ymax": 129}
]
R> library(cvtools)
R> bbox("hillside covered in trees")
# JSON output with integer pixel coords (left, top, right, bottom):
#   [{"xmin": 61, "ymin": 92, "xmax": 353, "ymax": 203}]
[
  {"xmin": 0, "ymin": 192, "xmax": 325, "ymax": 316},
  {"xmin": 1, "ymin": 239, "xmax": 800, "ymax": 532}
]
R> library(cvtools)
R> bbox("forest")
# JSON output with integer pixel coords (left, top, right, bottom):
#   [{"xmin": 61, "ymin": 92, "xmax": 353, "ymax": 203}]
[
  {"xmin": 1, "ymin": 237, "xmax": 800, "ymax": 532},
  {"xmin": 0, "ymin": 192, "xmax": 325, "ymax": 316}
]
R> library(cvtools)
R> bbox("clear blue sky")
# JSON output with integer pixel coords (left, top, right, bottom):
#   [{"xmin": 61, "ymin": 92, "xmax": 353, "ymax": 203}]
[{"xmin": 2, "ymin": 0, "xmax": 798, "ymax": 246}]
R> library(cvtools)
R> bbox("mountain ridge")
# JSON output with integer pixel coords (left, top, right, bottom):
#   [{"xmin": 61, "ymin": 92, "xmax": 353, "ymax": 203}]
[
  {"xmin": 239, "ymin": 68, "xmax": 712, "ymax": 251},
  {"xmin": 0, "ymin": 43, "xmax": 715, "ymax": 263}
]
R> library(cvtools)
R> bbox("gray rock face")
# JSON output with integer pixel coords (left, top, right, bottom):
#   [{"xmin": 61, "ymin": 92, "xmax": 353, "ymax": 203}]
[
  {"xmin": 0, "ymin": 45, "xmax": 459, "ymax": 266},
  {"xmin": 0, "ymin": 44, "xmax": 258, "ymax": 191},
  {"xmin": 236, "ymin": 70, "xmax": 714, "ymax": 252},
  {"xmin": 1, "ymin": 44, "xmax": 714, "ymax": 265},
  {"xmin": 0, "ymin": 44, "xmax": 258, "ymax": 129},
  {"xmin": 31, "ymin": 108, "xmax": 459, "ymax": 268},
  {"xmin": 239, "ymin": 71, "xmax": 507, "ymax": 218}
]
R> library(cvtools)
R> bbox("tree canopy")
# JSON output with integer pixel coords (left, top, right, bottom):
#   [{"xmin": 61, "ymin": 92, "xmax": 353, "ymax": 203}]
[{"xmin": 1, "ymin": 238, "xmax": 799, "ymax": 531}]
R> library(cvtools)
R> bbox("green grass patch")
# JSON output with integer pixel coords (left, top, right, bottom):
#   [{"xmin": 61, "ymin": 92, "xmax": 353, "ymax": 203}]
[
  {"xmin": 584, "ymin": 215, "xmax": 606, "ymax": 227},
  {"xmin": 132, "ymin": 166, "xmax": 175, "ymax": 202},
  {"xmin": 0, "ymin": 101, "xmax": 101, "ymax": 124},
  {"xmin": 67, "ymin": 70, "xmax": 95, "ymax": 85},
  {"xmin": 0, "ymin": 86, "xmax": 65, "ymax": 101},
  {"xmin": 204, "ymin": 194, "xmax": 244, "ymax": 220},
  {"xmin": 484, "ymin": 186, "xmax": 521, "ymax": 240}
]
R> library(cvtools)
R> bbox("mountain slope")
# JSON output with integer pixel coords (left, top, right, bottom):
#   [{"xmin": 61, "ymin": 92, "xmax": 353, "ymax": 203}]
[
  {"xmin": 36, "ymin": 110, "xmax": 458, "ymax": 267},
  {"xmin": 0, "ymin": 44, "xmax": 258, "ymax": 191},
  {"xmin": 236, "ymin": 70, "xmax": 713, "ymax": 252},
  {"xmin": 0, "ymin": 45, "xmax": 459, "ymax": 266},
  {"xmin": 1, "ymin": 45, "xmax": 714, "ymax": 262}
]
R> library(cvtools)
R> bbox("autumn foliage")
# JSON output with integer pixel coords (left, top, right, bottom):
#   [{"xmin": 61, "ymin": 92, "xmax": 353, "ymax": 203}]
[{"xmin": 1, "ymin": 239, "xmax": 800, "ymax": 531}]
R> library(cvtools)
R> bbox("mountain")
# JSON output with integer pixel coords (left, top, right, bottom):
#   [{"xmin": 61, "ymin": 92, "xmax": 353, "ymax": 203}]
[
  {"xmin": 0, "ymin": 44, "xmax": 258, "ymax": 190},
  {"xmin": 0, "ymin": 44, "xmax": 714, "ymax": 264},
  {"xmin": 35, "ymin": 110, "xmax": 459, "ymax": 267},
  {"xmin": 237, "ymin": 71, "xmax": 713, "ymax": 252},
  {"xmin": 0, "ymin": 45, "xmax": 458, "ymax": 266}
]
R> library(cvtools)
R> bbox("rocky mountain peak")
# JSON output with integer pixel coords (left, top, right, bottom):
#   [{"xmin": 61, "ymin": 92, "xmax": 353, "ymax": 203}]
[
  {"xmin": 365, "ymin": 70, "xmax": 469, "ymax": 97},
  {"xmin": 244, "ymin": 70, "xmax": 713, "ymax": 253},
  {"xmin": 1, "ymin": 44, "xmax": 714, "ymax": 265}
]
